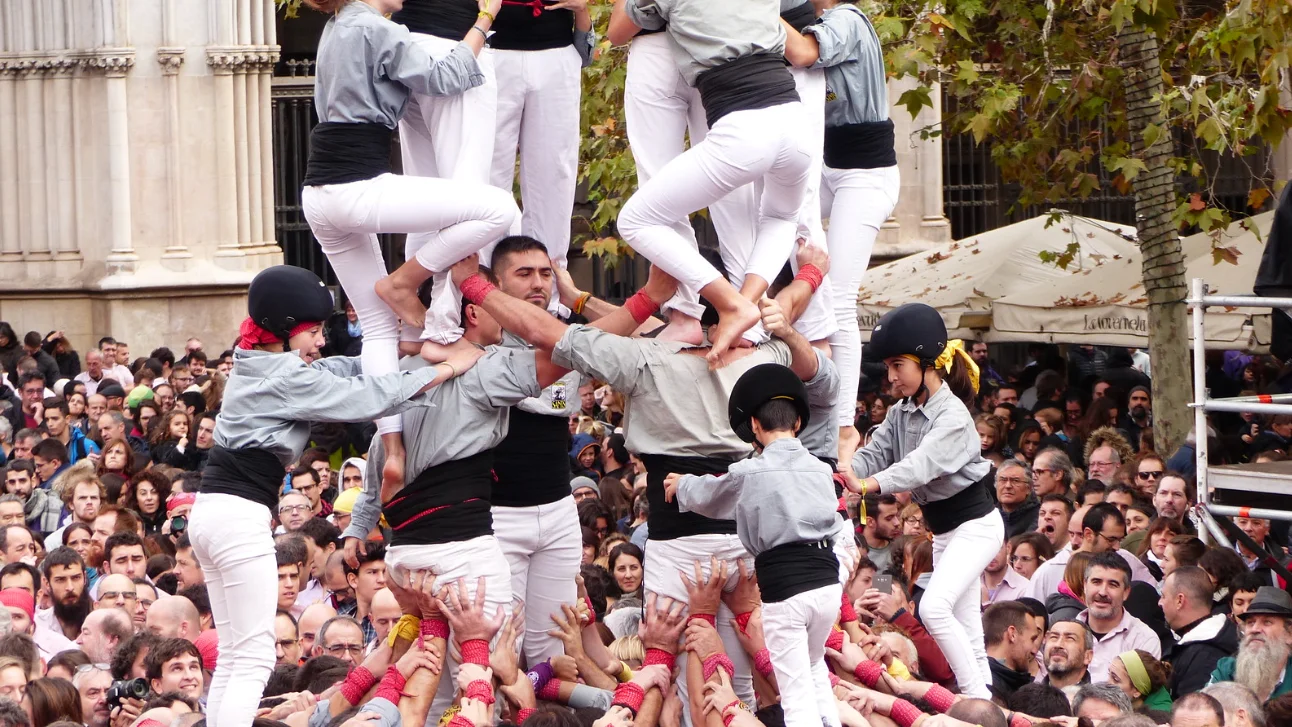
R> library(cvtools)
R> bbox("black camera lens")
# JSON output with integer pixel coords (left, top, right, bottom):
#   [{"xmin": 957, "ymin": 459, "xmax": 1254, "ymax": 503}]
[
  {"xmin": 106, "ymin": 678, "xmax": 150, "ymax": 707},
  {"xmin": 171, "ymin": 515, "xmax": 188, "ymax": 533}
]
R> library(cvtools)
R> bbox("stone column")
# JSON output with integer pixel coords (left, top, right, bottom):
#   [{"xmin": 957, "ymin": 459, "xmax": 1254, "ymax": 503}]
[
  {"xmin": 917, "ymin": 81, "xmax": 952, "ymax": 245},
  {"xmin": 102, "ymin": 51, "xmax": 138, "ymax": 271},
  {"xmin": 49, "ymin": 58, "xmax": 79, "ymax": 264},
  {"xmin": 158, "ymin": 47, "xmax": 189, "ymax": 263},
  {"xmin": 208, "ymin": 47, "xmax": 244, "ymax": 262},
  {"xmin": 0, "ymin": 60, "xmax": 21, "ymax": 262}
]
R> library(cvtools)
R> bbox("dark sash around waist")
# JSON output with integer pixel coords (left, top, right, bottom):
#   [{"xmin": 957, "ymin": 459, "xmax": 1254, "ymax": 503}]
[
  {"xmin": 383, "ymin": 451, "xmax": 495, "ymax": 546},
  {"xmin": 921, "ymin": 475, "xmax": 996, "ymax": 535},
  {"xmin": 489, "ymin": 3, "xmax": 575, "ymax": 50},
  {"xmin": 492, "ymin": 408, "xmax": 572, "ymax": 507},
  {"xmin": 639, "ymin": 453, "xmax": 739, "ymax": 541},
  {"xmin": 695, "ymin": 54, "xmax": 799, "ymax": 128},
  {"xmin": 303, "ymin": 122, "xmax": 394, "ymax": 187},
  {"xmin": 824, "ymin": 120, "xmax": 897, "ymax": 170},
  {"xmin": 755, "ymin": 539, "xmax": 838, "ymax": 603},
  {"xmin": 393, "ymin": 0, "xmax": 478, "ymax": 40},
  {"xmin": 781, "ymin": 2, "xmax": 818, "ymax": 32},
  {"xmin": 200, "ymin": 446, "xmax": 285, "ymax": 511}
]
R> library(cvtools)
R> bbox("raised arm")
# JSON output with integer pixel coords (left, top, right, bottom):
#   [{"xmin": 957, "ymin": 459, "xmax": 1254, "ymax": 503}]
[
  {"xmin": 781, "ymin": 20, "xmax": 821, "ymax": 67},
  {"xmin": 608, "ymin": 0, "xmax": 644, "ymax": 45},
  {"xmin": 760, "ymin": 298, "xmax": 819, "ymax": 382}
]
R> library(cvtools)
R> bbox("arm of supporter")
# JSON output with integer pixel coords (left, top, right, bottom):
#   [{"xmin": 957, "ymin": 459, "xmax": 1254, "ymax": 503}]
[
  {"xmin": 309, "ymin": 355, "xmax": 363, "ymax": 378},
  {"xmin": 573, "ymin": 28, "xmax": 596, "ymax": 66},
  {"xmin": 623, "ymin": 0, "xmax": 667, "ymax": 33},
  {"xmin": 375, "ymin": 20, "xmax": 486, "ymax": 97},
  {"xmin": 865, "ymin": 413, "xmax": 979, "ymax": 495},
  {"xmin": 608, "ymin": 0, "xmax": 644, "ymax": 45},
  {"xmin": 761, "ymin": 297, "xmax": 820, "ymax": 382},
  {"xmin": 469, "ymin": 277, "xmax": 571, "ymax": 352},
  {"xmin": 891, "ymin": 611, "xmax": 955, "ymax": 687},
  {"xmin": 803, "ymin": 7, "xmax": 869, "ymax": 68},
  {"xmin": 272, "ymin": 364, "xmax": 442, "ymax": 423},
  {"xmin": 458, "ymin": 350, "xmax": 544, "ymax": 409},
  {"xmin": 551, "ymin": 325, "xmax": 651, "ymax": 397},
  {"xmin": 803, "ymin": 351, "xmax": 841, "ymax": 414},
  {"xmin": 674, "ymin": 471, "xmax": 741, "ymax": 522},
  {"xmin": 343, "ymin": 444, "xmax": 384, "ymax": 540},
  {"xmin": 356, "ymin": 698, "xmax": 401, "ymax": 726},
  {"xmin": 781, "ymin": 20, "xmax": 821, "ymax": 69}
]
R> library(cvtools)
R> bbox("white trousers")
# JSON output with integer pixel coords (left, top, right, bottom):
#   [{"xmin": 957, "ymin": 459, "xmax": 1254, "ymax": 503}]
[
  {"xmin": 386, "ymin": 534, "xmax": 513, "ymax": 719},
  {"xmin": 618, "ymin": 102, "xmax": 811, "ymax": 306},
  {"xmin": 833, "ymin": 519, "xmax": 859, "ymax": 583},
  {"xmin": 820, "ymin": 164, "xmax": 900, "ymax": 426},
  {"xmin": 644, "ymin": 534, "xmax": 755, "ymax": 726},
  {"xmin": 302, "ymin": 174, "xmax": 518, "ymax": 429},
  {"xmin": 398, "ymin": 34, "xmax": 512, "ymax": 344},
  {"xmin": 492, "ymin": 496, "xmax": 582, "ymax": 667},
  {"xmin": 762, "ymin": 583, "xmax": 843, "ymax": 727},
  {"xmin": 924, "ymin": 509, "xmax": 1004, "ymax": 699},
  {"xmin": 490, "ymin": 45, "xmax": 582, "ymax": 272},
  {"xmin": 623, "ymin": 34, "xmax": 759, "ymax": 321},
  {"xmin": 188, "ymin": 493, "xmax": 276, "ymax": 727}
]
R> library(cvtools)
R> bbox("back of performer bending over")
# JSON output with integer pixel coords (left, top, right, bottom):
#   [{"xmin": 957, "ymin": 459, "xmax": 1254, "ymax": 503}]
[
  {"xmin": 664, "ymin": 363, "xmax": 843, "ymax": 727},
  {"xmin": 849, "ymin": 303, "xmax": 1001, "ymax": 699},
  {"xmin": 188, "ymin": 266, "xmax": 482, "ymax": 727}
]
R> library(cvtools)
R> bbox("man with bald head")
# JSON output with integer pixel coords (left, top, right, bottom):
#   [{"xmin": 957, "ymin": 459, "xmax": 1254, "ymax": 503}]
[
  {"xmin": 77, "ymin": 608, "xmax": 132, "ymax": 663},
  {"xmin": 145, "ymin": 595, "xmax": 202, "ymax": 641},
  {"xmin": 296, "ymin": 602, "xmax": 336, "ymax": 659},
  {"xmin": 368, "ymin": 588, "xmax": 402, "ymax": 647},
  {"xmin": 93, "ymin": 574, "xmax": 137, "ymax": 614}
]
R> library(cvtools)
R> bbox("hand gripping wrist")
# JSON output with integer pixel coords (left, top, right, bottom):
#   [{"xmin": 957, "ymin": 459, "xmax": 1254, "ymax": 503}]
[
  {"xmin": 466, "ymin": 679, "xmax": 496, "ymax": 705},
  {"xmin": 643, "ymin": 648, "xmax": 676, "ymax": 671},
  {"xmin": 461, "ymin": 639, "xmax": 490, "ymax": 667},
  {"xmin": 702, "ymin": 654, "xmax": 735, "ymax": 681},
  {"xmin": 853, "ymin": 659, "xmax": 885, "ymax": 688},
  {"xmin": 339, "ymin": 666, "xmax": 378, "ymax": 704},
  {"xmin": 611, "ymin": 682, "xmax": 646, "ymax": 716}
]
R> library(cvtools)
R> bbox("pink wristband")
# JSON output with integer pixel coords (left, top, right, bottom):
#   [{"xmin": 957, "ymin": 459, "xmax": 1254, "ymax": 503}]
[
  {"xmin": 702, "ymin": 654, "xmax": 735, "ymax": 681},
  {"xmin": 825, "ymin": 629, "xmax": 845, "ymax": 652},
  {"xmin": 854, "ymin": 659, "xmax": 884, "ymax": 688},
  {"xmin": 839, "ymin": 594, "xmax": 858, "ymax": 624},
  {"xmin": 339, "ymin": 666, "xmax": 378, "ymax": 705},
  {"xmin": 537, "ymin": 678, "xmax": 563, "ymax": 701},
  {"xmin": 459, "ymin": 274, "xmax": 497, "ymax": 306},
  {"xmin": 643, "ymin": 648, "xmax": 676, "ymax": 671},
  {"xmin": 734, "ymin": 611, "xmax": 754, "ymax": 634},
  {"xmin": 612, "ymin": 682, "xmax": 647, "ymax": 715},
  {"xmin": 466, "ymin": 679, "xmax": 495, "ymax": 705},
  {"xmin": 1010, "ymin": 714, "xmax": 1031, "ymax": 727},
  {"xmin": 518, "ymin": 708, "xmax": 537, "ymax": 723},
  {"xmin": 794, "ymin": 264, "xmax": 824, "ymax": 293},
  {"xmin": 624, "ymin": 289, "xmax": 660, "ymax": 324},
  {"xmin": 721, "ymin": 700, "xmax": 743, "ymax": 727},
  {"xmin": 753, "ymin": 648, "xmax": 773, "ymax": 678},
  {"xmin": 889, "ymin": 699, "xmax": 924, "ymax": 727},
  {"xmin": 924, "ymin": 684, "xmax": 956, "ymax": 713},
  {"xmin": 374, "ymin": 666, "xmax": 407, "ymax": 704},
  {"xmin": 461, "ymin": 639, "xmax": 490, "ymax": 666},
  {"xmin": 421, "ymin": 618, "xmax": 450, "ymax": 640},
  {"xmin": 689, "ymin": 613, "xmax": 717, "ymax": 628},
  {"xmin": 136, "ymin": 721, "xmax": 166, "ymax": 727},
  {"xmin": 584, "ymin": 597, "xmax": 597, "ymax": 624},
  {"xmin": 449, "ymin": 716, "xmax": 477, "ymax": 727}
]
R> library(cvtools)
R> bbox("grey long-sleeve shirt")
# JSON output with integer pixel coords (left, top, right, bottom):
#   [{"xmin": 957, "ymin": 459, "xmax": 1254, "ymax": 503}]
[
  {"xmin": 804, "ymin": 5, "xmax": 889, "ymax": 126},
  {"xmin": 313, "ymin": 1, "xmax": 484, "ymax": 127},
  {"xmin": 799, "ymin": 350, "xmax": 841, "ymax": 462},
  {"xmin": 623, "ymin": 0, "xmax": 786, "ymax": 85},
  {"xmin": 851, "ymin": 383, "xmax": 991, "ymax": 505},
  {"xmin": 214, "ymin": 349, "xmax": 438, "ymax": 469},
  {"xmin": 676, "ymin": 437, "xmax": 839, "ymax": 557},
  {"xmin": 343, "ymin": 349, "xmax": 541, "ymax": 540}
]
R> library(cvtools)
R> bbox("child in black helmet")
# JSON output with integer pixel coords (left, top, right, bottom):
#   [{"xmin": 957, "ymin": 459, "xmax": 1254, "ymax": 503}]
[
  {"xmin": 664, "ymin": 363, "xmax": 842, "ymax": 727},
  {"xmin": 187, "ymin": 265, "xmax": 483, "ymax": 727},
  {"xmin": 849, "ymin": 302, "xmax": 1002, "ymax": 700}
]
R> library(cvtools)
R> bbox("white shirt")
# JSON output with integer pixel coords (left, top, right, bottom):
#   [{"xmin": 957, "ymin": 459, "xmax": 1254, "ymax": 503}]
[{"xmin": 33, "ymin": 607, "xmax": 78, "ymax": 660}]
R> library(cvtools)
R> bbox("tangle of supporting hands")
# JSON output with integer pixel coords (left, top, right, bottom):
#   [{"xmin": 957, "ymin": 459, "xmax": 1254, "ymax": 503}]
[{"xmin": 250, "ymin": 560, "xmax": 1053, "ymax": 727}]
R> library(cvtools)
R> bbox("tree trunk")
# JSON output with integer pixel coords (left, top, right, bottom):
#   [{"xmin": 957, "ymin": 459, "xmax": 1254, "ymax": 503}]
[{"xmin": 1116, "ymin": 25, "xmax": 1191, "ymax": 457}]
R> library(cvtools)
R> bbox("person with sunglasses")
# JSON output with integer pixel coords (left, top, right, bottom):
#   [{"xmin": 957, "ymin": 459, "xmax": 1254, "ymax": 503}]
[{"xmin": 1132, "ymin": 453, "xmax": 1167, "ymax": 498}]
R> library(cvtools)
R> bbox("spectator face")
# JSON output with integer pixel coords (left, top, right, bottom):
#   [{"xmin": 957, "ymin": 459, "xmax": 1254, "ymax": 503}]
[
  {"xmin": 1134, "ymin": 459, "xmax": 1164, "ymax": 497},
  {"xmin": 277, "ymin": 563, "xmax": 300, "ymax": 611},
  {"xmin": 1242, "ymin": 614, "xmax": 1292, "ymax": 650},
  {"xmin": 1231, "ymin": 590, "xmax": 1258, "ymax": 621},
  {"xmin": 276, "ymin": 612, "xmax": 301, "ymax": 666},
  {"xmin": 18, "ymin": 379, "xmax": 41, "ymax": 415},
  {"xmin": 1108, "ymin": 657, "xmax": 1144, "ymax": 702},
  {"xmin": 1065, "ymin": 400, "xmax": 1083, "ymax": 425},
  {"xmin": 98, "ymin": 413, "xmax": 125, "ymax": 443},
  {"xmin": 970, "ymin": 342, "xmax": 989, "ymax": 365},
  {"xmin": 0, "ymin": 501, "xmax": 24, "ymax": 527},
  {"xmin": 115, "ymin": 344, "xmax": 129, "ymax": 365},
  {"xmin": 1129, "ymin": 389, "xmax": 1151, "ymax": 417},
  {"xmin": 49, "ymin": 563, "xmax": 86, "ymax": 608},
  {"xmin": 997, "ymin": 387, "xmax": 1020, "ymax": 406},
  {"xmin": 977, "ymin": 423, "xmax": 998, "ymax": 453},
  {"xmin": 106, "ymin": 544, "xmax": 147, "ymax": 579},
  {"xmin": 872, "ymin": 501, "xmax": 902, "ymax": 541},
  {"xmin": 572, "ymin": 485, "xmax": 598, "ymax": 503},
  {"xmin": 135, "ymin": 480, "xmax": 161, "ymax": 516},
  {"xmin": 1106, "ymin": 489, "xmax": 1134, "ymax": 515},
  {"xmin": 11, "ymin": 435, "xmax": 34, "ymax": 462},
  {"xmin": 370, "ymin": 589, "xmax": 402, "ymax": 645},
  {"xmin": 195, "ymin": 416, "xmax": 216, "ymax": 449},
  {"xmin": 85, "ymin": 351, "xmax": 104, "ymax": 378},
  {"xmin": 137, "ymin": 406, "xmax": 157, "ymax": 435},
  {"xmin": 4, "ymin": 602, "xmax": 30, "ymax": 636},
  {"xmin": 1036, "ymin": 501, "xmax": 1069, "ymax": 549},
  {"xmin": 170, "ymin": 368, "xmax": 194, "ymax": 391},
  {"xmin": 310, "ymin": 461, "xmax": 331, "ymax": 491},
  {"xmin": 277, "ymin": 494, "xmax": 311, "ymax": 532},
  {"xmin": 32, "ymin": 455, "xmax": 59, "ymax": 485},
  {"xmin": 151, "ymin": 653, "xmax": 204, "ymax": 700},
  {"xmin": 348, "ymin": 559, "xmax": 387, "ymax": 605},
  {"xmin": 1236, "ymin": 516, "xmax": 1270, "ymax": 547},
  {"xmin": 217, "ymin": 357, "xmax": 233, "ymax": 376},
  {"xmin": 0, "ymin": 664, "xmax": 24, "ymax": 707},
  {"xmin": 1033, "ymin": 454, "xmax": 1066, "ymax": 497},
  {"xmin": 1010, "ymin": 542, "xmax": 1043, "ymax": 579},
  {"xmin": 319, "ymin": 620, "xmax": 365, "ymax": 664},
  {"xmin": 1087, "ymin": 446, "xmax": 1120, "ymax": 483},
  {"xmin": 102, "ymin": 443, "xmax": 128, "ymax": 473},
  {"xmin": 0, "ymin": 570, "xmax": 33, "ymax": 597},
  {"xmin": 1017, "ymin": 430, "xmax": 1041, "ymax": 462},
  {"xmin": 1125, "ymin": 507, "xmax": 1152, "ymax": 534},
  {"xmin": 134, "ymin": 582, "xmax": 157, "ymax": 629},
  {"xmin": 66, "ymin": 528, "xmax": 94, "ymax": 565},
  {"xmin": 95, "ymin": 573, "xmax": 136, "ymax": 611},
  {"xmin": 1044, "ymin": 621, "xmax": 1091, "ymax": 676},
  {"xmin": 1154, "ymin": 476, "xmax": 1189, "ymax": 520},
  {"xmin": 580, "ymin": 384, "xmax": 596, "ymax": 413},
  {"xmin": 190, "ymin": 358, "xmax": 206, "ymax": 377},
  {"xmin": 298, "ymin": 607, "xmax": 333, "ymax": 656},
  {"xmin": 294, "ymin": 472, "xmax": 322, "ymax": 509},
  {"xmin": 1076, "ymin": 697, "xmax": 1122, "ymax": 725},
  {"xmin": 166, "ymin": 414, "xmax": 189, "ymax": 440},
  {"xmin": 154, "ymin": 386, "xmax": 175, "ymax": 414},
  {"xmin": 613, "ymin": 553, "xmax": 643, "ymax": 594},
  {"xmin": 91, "ymin": 511, "xmax": 117, "ymax": 550},
  {"xmin": 1084, "ymin": 565, "xmax": 1128, "ymax": 620},
  {"xmin": 77, "ymin": 667, "xmax": 112, "ymax": 727},
  {"xmin": 1, "ymin": 527, "xmax": 34, "ymax": 565},
  {"xmin": 994, "ymin": 466, "xmax": 1029, "ymax": 507},
  {"xmin": 3, "ymin": 468, "xmax": 31, "ymax": 499},
  {"xmin": 1094, "ymin": 381, "xmax": 1112, "ymax": 399},
  {"xmin": 77, "ymin": 612, "xmax": 119, "ymax": 662},
  {"xmin": 1085, "ymin": 515, "xmax": 1125, "ymax": 554},
  {"xmin": 341, "ymin": 465, "xmax": 362, "ymax": 491},
  {"xmin": 45, "ymin": 407, "xmax": 68, "ymax": 437},
  {"xmin": 173, "ymin": 546, "xmax": 203, "ymax": 589},
  {"xmin": 1173, "ymin": 705, "xmax": 1222, "ymax": 727}
]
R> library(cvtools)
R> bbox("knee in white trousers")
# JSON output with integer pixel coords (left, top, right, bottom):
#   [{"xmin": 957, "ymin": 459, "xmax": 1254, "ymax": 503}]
[
  {"xmin": 763, "ymin": 583, "xmax": 844, "ymax": 727},
  {"xmin": 923, "ymin": 510, "xmax": 1004, "ymax": 699},
  {"xmin": 492, "ymin": 497, "xmax": 582, "ymax": 667}
]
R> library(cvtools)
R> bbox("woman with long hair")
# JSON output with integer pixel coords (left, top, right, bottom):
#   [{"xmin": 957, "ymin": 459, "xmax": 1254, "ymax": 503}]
[
  {"xmin": 97, "ymin": 438, "xmax": 136, "ymax": 480},
  {"xmin": 1008, "ymin": 531, "xmax": 1054, "ymax": 581},
  {"xmin": 1047, "ymin": 550, "xmax": 1093, "ymax": 622},
  {"xmin": 1014, "ymin": 421, "xmax": 1044, "ymax": 466},
  {"xmin": 124, "ymin": 471, "xmax": 173, "ymax": 536},
  {"xmin": 24, "ymin": 676, "xmax": 84, "ymax": 726},
  {"xmin": 131, "ymin": 400, "xmax": 160, "ymax": 441},
  {"xmin": 1140, "ymin": 517, "xmax": 1186, "ymax": 580},
  {"xmin": 607, "ymin": 542, "xmax": 644, "ymax": 605},
  {"xmin": 149, "ymin": 410, "xmax": 201, "ymax": 471}
]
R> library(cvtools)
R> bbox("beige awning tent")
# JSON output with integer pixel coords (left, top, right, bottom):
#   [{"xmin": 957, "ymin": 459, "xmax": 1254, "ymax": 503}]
[
  {"xmin": 857, "ymin": 214, "xmax": 1140, "ymax": 341},
  {"xmin": 988, "ymin": 210, "xmax": 1276, "ymax": 349}
]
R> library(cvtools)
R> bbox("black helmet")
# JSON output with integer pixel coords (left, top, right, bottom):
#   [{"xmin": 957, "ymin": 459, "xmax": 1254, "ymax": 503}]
[
  {"xmin": 728, "ymin": 363, "xmax": 811, "ymax": 443},
  {"xmin": 866, "ymin": 303, "xmax": 947, "ymax": 366},
  {"xmin": 247, "ymin": 266, "xmax": 334, "ymax": 341}
]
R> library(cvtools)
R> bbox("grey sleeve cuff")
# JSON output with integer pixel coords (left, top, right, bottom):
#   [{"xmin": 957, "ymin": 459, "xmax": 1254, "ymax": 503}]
[
  {"xmin": 569, "ymin": 684, "xmax": 615, "ymax": 710},
  {"xmin": 574, "ymin": 29, "xmax": 596, "ymax": 67},
  {"xmin": 358, "ymin": 697, "xmax": 402, "ymax": 725},
  {"xmin": 624, "ymin": 0, "xmax": 666, "ymax": 31}
]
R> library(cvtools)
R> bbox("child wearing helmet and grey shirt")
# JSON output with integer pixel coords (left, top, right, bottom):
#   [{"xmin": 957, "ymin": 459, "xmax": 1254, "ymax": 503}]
[{"xmin": 664, "ymin": 362, "xmax": 842, "ymax": 727}]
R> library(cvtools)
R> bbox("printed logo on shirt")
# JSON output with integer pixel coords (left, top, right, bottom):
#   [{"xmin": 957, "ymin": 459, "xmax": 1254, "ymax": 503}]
[{"xmin": 551, "ymin": 382, "xmax": 567, "ymax": 411}]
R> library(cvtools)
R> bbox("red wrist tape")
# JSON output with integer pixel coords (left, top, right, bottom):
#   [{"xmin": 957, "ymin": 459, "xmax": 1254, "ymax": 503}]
[
  {"xmin": 924, "ymin": 684, "xmax": 956, "ymax": 713},
  {"xmin": 829, "ymin": 672, "xmax": 840, "ymax": 687},
  {"xmin": 136, "ymin": 721, "xmax": 166, "ymax": 727},
  {"xmin": 584, "ymin": 597, "xmax": 597, "ymax": 624},
  {"xmin": 537, "ymin": 678, "xmax": 563, "ymax": 701},
  {"xmin": 839, "ymin": 593, "xmax": 858, "ymax": 623},
  {"xmin": 448, "ymin": 716, "xmax": 477, "ymax": 727},
  {"xmin": 517, "ymin": 708, "xmax": 537, "ymax": 724},
  {"xmin": 466, "ymin": 679, "xmax": 495, "ymax": 705},
  {"xmin": 825, "ymin": 628, "xmax": 845, "ymax": 652},
  {"xmin": 624, "ymin": 289, "xmax": 659, "ymax": 324},
  {"xmin": 722, "ymin": 700, "xmax": 743, "ymax": 727},
  {"xmin": 689, "ymin": 613, "xmax": 717, "ymax": 627},
  {"xmin": 1010, "ymin": 714, "xmax": 1031, "ymax": 727},
  {"xmin": 794, "ymin": 264, "xmax": 824, "ymax": 293},
  {"xmin": 612, "ymin": 682, "xmax": 646, "ymax": 715},
  {"xmin": 421, "ymin": 618, "xmax": 450, "ymax": 640},
  {"xmin": 753, "ymin": 648, "xmax": 773, "ymax": 678},
  {"xmin": 734, "ymin": 611, "xmax": 754, "ymax": 634},
  {"xmin": 889, "ymin": 699, "xmax": 924, "ymax": 727},
  {"xmin": 854, "ymin": 659, "xmax": 884, "ymax": 688},
  {"xmin": 702, "ymin": 654, "xmax": 735, "ymax": 681},
  {"xmin": 461, "ymin": 639, "xmax": 490, "ymax": 666},
  {"xmin": 643, "ymin": 648, "xmax": 676, "ymax": 671},
  {"xmin": 375, "ymin": 666, "xmax": 407, "ymax": 704},
  {"xmin": 460, "ymin": 274, "xmax": 497, "ymax": 306},
  {"xmin": 339, "ymin": 666, "xmax": 378, "ymax": 704}
]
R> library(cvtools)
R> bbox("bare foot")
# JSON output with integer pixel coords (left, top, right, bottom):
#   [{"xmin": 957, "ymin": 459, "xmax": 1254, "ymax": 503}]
[
  {"xmin": 656, "ymin": 311, "xmax": 704, "ymax": 346},
  {"xmin": 376, "ymin": 277, "xmax": 428, "ymax": 331},
  {"xmin": 381, "ymin": 449, "xmax": 405, "ymax": 505},
  {"xmin": 706, "ymin": 299, "xmax": 761, "ymax": 368}
]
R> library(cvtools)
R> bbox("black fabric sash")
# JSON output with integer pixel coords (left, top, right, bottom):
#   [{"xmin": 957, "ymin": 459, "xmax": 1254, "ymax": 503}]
[
  {"xmin": 823, "ymin": 120, "xmax": 897, "ymax": 170},
  {"xmin": 200, "ymin": 446, "xmax": 285, "ymax": 511},
  {"xmin": 639, "ymin": 453, "xmax": 739, "ymax": 540},
  {"xmin": 755, "ymin": 539, "xmax": 838, "ymax": 603},
  {"xmin": 303, "ymin": 122, "xmax": 393, "ymax": 187},
  {"xmin": 383, "ymin": 451, "xmax": 496, "ymax": 546},
  {"xmin": 695, "ymin": 54, "xmax": 799, "ymax": 128}
]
